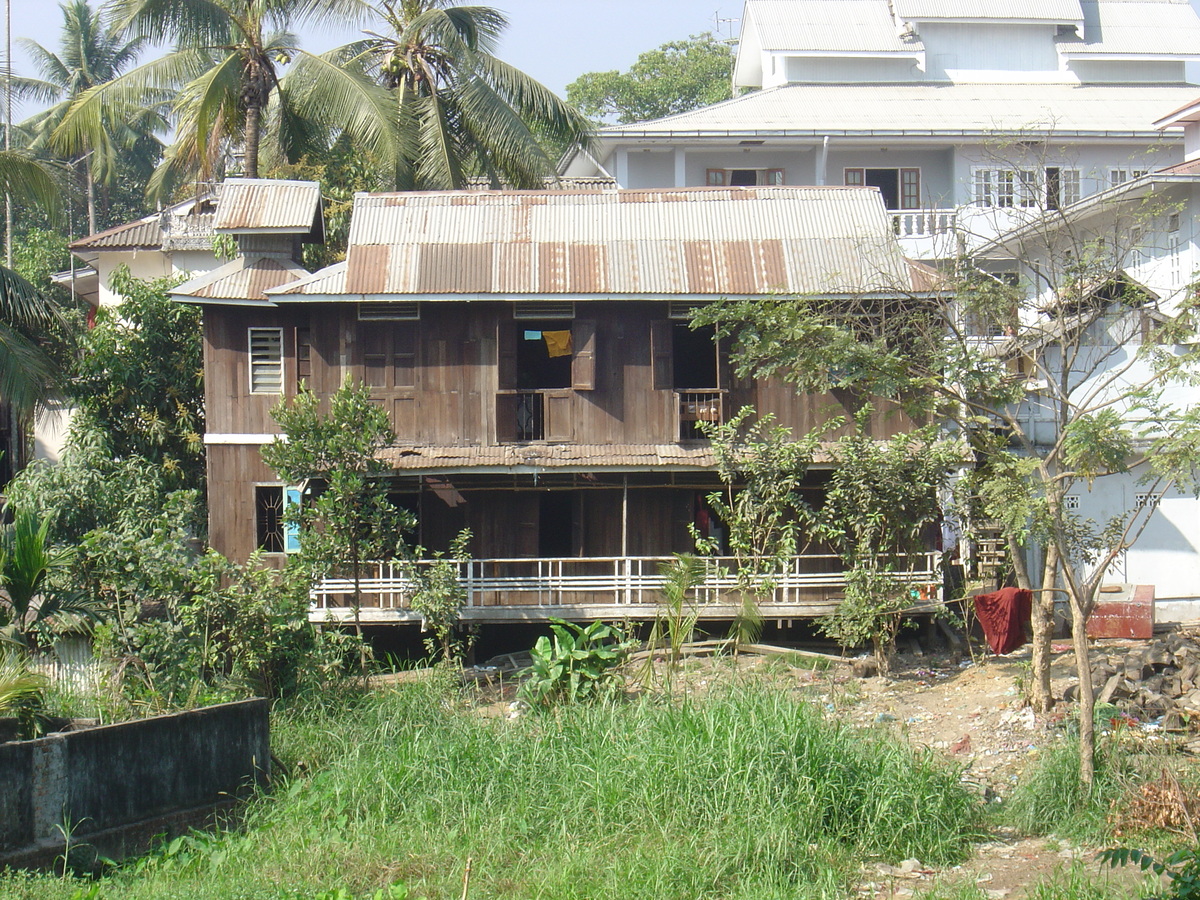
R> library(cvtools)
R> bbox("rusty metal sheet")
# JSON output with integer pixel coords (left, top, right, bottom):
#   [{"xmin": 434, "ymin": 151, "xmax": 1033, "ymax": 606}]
[
  {"xmin": 213, "ymin": 179, "xmax": 321, "ymax": 233},
  {"xmin": 1087, "ymin": 584, "xmax": 1155, "ymax": 640}
]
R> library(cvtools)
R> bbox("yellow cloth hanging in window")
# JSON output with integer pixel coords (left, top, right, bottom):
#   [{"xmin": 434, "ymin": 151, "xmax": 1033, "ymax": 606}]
[{"xmin": 543, "ymin": 330, "xmax": 573, "ymax": 358}]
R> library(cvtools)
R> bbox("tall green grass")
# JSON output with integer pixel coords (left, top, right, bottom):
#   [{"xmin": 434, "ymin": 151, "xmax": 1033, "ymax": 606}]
[
  {"xmin": 1005, "ymin": 735, "xmax": 1136, "ymax": 840},
  {"xmin": 1, "ymin": 681, "xmax": 982, "ymax": 900}
]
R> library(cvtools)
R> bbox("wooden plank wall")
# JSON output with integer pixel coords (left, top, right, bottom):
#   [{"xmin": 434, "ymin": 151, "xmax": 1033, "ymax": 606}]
[{"xmin": 203, "ymin": 299, "xmax": 920, "ymax": 561}]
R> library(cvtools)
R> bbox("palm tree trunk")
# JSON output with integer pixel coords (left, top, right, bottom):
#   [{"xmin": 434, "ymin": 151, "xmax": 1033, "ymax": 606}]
[
  {"xmin": 85, "ymin": 158, "xmax": 96, "ymax": 236},
  {"xmin": 244, "ymin": 103, "xmax": 261, "ymax": 179}
]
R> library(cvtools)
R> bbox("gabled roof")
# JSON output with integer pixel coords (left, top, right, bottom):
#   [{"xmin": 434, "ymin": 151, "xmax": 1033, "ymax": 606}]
[
  {"xmin": 600, "ymin": 82, "xmax": 1200, "ymax": 138},
  {"xmin": 172, "ymin": 255, "xmax": 310, "ymax": 305},
  {"xmin": 69, "ymin": 195, "xmax": 215, "ymax": 252},
  {"xmin": 895, "ymin": 0, "xmax": 1083, "ymax": 21},
  {"xmin": 213, "ymin": 179, "xmax": 323, "ymax": 239},
  {"xmin": 267, "ymin": 187, "xmax": 916, "ymax": 301},
  {"xmin": 1055, "ymin": 0, "xmax": 1200, "ymax": 58},
  {"xmin": 742, "ymin": 0, "xmax": 924, "ymax": 54}
]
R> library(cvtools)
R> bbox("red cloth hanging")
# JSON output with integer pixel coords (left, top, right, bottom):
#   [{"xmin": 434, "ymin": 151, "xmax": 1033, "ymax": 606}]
[{"xmin": 973, "ymin": 586, "xmax": 1033, "ymax": 655}]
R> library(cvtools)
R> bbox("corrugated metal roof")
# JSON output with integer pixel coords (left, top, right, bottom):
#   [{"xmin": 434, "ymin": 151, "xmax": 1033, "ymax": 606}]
[
  {"xmin": 270, "ymin": 187, "xmax": 914, "ymax": 300},
  {"xmin": 603, "ymin": 82, "xmax": 1200, "ymax": 136},
  {"xmin": 746, "ymin": 0, "xmax": 925, "ymax": 53},
  {"xmin": 213, "ymin": 179, "xmax": 322, "ymax": 234},
  {"xmin": 1056, "ymin": 0, "xmax": 1200, "ymax": 56},
  {"xmin": 70, "ymin": 195, "xmax": 215, "ymax": 251},
  {"xmin": 172, "ymin": 255, "xmax": 309, "ymax": 302},
  {"xmin": 895, "ymin": 0, "xmax": 1083, "ymax": 20},
  {"xmin": 380, "ymin": 443, "xmax": 719, "ymax": 470}
]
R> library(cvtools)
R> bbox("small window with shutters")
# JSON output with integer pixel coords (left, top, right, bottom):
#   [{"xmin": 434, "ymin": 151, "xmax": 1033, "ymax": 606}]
[{"xmin": 249, "ymin": 328, "xmax": 283, "ymax": 394}]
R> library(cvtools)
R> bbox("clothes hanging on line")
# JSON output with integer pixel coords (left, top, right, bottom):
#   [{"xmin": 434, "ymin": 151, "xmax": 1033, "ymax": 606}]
[{"xmin": 543, "ymin": 330, "xmax": 573, "ymax": 357}]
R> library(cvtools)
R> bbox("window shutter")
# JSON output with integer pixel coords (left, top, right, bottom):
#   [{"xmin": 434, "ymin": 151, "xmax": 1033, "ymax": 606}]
[
  {"xmin": 572, "ymin": 319, "xmax": 596, "ymax": 390},
  {"xmin": 394, "ymin": 323, "xmax": 417, "ymax": 389},
  {"xmin": 844, "ymin": 168, "xmax": 865, "ymax": 186},
  {"xmin": 249, "ymin": 328, "xmax": 283, "ymax": 394},
  {"xmin": 284, "ymin": 487, "xmax": 302, "ymax": 554},
  {"xmin": 497, "ymin": 316, "xmax": 517, "ymax": 390},
  {"xmin": 706, "ymin": 168, "xmax": 727, "ymax": 186},
  {"xmin": 651, "ymin": 320, "xmax": 673, "ymax": 391},
  {"xmin": 900, "ymin": 169, "xmax": 920, "ymax": 209}
]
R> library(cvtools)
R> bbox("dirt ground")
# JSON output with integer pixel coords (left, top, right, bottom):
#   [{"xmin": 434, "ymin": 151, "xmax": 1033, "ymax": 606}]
[{"xmin": 460, "ymin": 635, "xmax": 1195, "ymax": 899}]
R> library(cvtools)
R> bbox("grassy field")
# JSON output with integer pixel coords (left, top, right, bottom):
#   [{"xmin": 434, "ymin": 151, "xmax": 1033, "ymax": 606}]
[{"xmin": 1, "ymin": 677, "xmax": 987, "ymax": 900}]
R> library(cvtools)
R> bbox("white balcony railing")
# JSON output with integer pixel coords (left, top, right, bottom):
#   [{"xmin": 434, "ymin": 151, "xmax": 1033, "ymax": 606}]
[
  {"xmin": 309, "ymin": 553, "xmax": 942, "ymax": 621},
  {"xmin": 891, "ymin": 209, "xmax": 957, "ymax": 237}
]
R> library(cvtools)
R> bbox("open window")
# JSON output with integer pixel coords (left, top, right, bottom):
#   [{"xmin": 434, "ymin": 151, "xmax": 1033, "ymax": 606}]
[
  {"xmin": 497, "ymin": 310, "xmax": 596, "ymax": 442},
  {"xmin": 254, "ymin": 485, "xmax": 300, "ymax": 553},
  {"xmin": 651, "ymin": 319, "xmax": 728, "ymax": 440},
  {"xmin": 844, "ymin": 168, "xmax": 921, "ymax": 210}
]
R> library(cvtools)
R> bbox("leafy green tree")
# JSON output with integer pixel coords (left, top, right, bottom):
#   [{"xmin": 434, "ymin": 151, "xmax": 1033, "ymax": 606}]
[
  {"xmin": 813, "ymin": 419, "xmax": 960, "ymax": 674},
  {"xmin": 263, "ymin": 379, "xmax": 414, "ymax": 668},
  {"xmin": 695, "ymin": 191, "xmax": 1200, "ymax": 784},
  {"xmin": 68, "ymin": 268, "xmax": 205, "ymax": 489},
  {"xmin": 18, "ymin": 0, "xmax": 153, "ymax": 234},
  {"xmin": 697, "ymin": 407, "xmax": 825, "ymax": 645},
  {"xmin": 309, "ymin": 0, "xmax": 593, "ymax": 189},
  {"xmin": 566, "ymin": 33, "xmax": 733, "ymax": 125}
]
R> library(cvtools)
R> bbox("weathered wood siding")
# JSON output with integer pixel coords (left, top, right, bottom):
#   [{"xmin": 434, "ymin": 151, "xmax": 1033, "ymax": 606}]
[{"xmin": 203, "ymin": 300, "xmax": 918, "ymax": 561}]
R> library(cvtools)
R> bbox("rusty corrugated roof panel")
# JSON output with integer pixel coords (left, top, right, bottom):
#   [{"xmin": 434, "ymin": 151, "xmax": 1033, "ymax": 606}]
[
  {"xmin": 379, "ymin": 443, "xmax": 719, "ymax": 470},
  {"xmin": 171, "ymin": 256, "xmax": 309, "ymax": 303},
  {"xmin": 213, "ymin": 179, "xmax": 321, "ymax": 234},
  {"xmin": 271, "ymin": 187, "xmax": 915, "ymax": 300},
  {"xmin": 69, "ymin": 216, "xmax": 164, "ymax": 251}
]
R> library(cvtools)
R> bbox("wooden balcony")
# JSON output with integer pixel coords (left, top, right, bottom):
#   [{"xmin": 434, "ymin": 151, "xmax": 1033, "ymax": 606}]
[{"xmin": 308, "ymin": 553, "xmax": 943, "ymax": 624}]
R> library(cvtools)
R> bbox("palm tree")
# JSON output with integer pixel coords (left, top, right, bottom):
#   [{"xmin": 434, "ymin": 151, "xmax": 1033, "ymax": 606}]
[
  {"xmin": 18, "ymin": 0, "xmax": 151, "ymax": 234},
  {"xmin": 300, "ymin": 0, "xmax": 593, "ymax": 189},
  {"xmin": 0, "ymin": 151, "xmax": 66, "ymax": 417},
  {"xmin": 55, "ymin": 0, "xmax": 396, "ymax": 194}
]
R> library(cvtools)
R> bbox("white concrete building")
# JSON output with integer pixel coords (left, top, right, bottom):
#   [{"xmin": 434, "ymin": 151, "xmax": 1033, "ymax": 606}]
[{"xmin": 563, "ymin": 0, "xmax": 1200, "ymax": 260}]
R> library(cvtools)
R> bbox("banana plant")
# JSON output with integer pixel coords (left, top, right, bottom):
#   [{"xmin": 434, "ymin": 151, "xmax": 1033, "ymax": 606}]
[{"xmin": 0, "ymin": 508, "xmax": 99, "ymax": 650}]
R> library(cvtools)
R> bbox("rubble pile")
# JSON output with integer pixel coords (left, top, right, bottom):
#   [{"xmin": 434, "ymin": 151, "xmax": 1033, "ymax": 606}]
[{"xmin": 1068, "ymin": 629, "xmax": 1200, "ymax": 728}]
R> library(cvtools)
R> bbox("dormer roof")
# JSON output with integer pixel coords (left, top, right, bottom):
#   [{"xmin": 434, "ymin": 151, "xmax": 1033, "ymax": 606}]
[
  {"xmin": 893, "ymin": 0, "xmax": 1083, "ymax": 22},
  {"xmin": 213, "ymin": 178, "xmax": 324, "ymax": 241},
  {"xmin": 1056, "ymin": 0, "xmax": 1200, "ymax": 58},
  {"xmin": 743, "ymin": 0, "xmax": 924, "ymax": 54}
]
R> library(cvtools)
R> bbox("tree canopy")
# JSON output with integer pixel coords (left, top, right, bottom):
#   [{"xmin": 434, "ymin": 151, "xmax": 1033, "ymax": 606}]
[{"xmin": 566, "ymin": 33, "xmax": 733, "ymax": 125}]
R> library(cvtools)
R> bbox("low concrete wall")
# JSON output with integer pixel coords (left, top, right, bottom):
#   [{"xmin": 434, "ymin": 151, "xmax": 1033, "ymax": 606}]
[{"xmin": 0, "ymin": 699, "xmax": 269, "ymax": 864}]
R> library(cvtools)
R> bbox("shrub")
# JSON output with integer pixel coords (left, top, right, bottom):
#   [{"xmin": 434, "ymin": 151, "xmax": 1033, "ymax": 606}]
[{"xmin": 520, "ymin": 618, "xmax": 630, "ymax": 706}]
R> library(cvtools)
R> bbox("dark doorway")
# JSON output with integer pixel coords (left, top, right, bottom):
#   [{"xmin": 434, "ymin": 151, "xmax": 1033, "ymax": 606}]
[
  {"xmin": 864, "ymin": 169, "xmax": 899, "ymax": 210},
  {"xmin": 672, "ymin": 322, "xmax": 719, "ymax": 389},
  {"xmin": 539, "ymin": 492, "xmax": 574, "ymax": 557},
  {"xmin": 516, "ymin": 320, "xmax": 572, "ymax": 389}
]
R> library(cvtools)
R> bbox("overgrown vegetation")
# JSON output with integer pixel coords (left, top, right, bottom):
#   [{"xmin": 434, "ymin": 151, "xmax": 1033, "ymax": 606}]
[{"xmin": 0, "ymin": 680, "xmax": 982, "ymax": 899}]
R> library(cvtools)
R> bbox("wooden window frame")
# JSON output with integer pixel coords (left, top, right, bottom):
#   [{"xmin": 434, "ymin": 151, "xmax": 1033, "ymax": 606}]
[
  {"xmin": 706, "ymin": 168, "xmax": 785, "ymax": 187},
  {"xmin": 248, "ymin": 327, "xmax": 283, "ymax": 394}
]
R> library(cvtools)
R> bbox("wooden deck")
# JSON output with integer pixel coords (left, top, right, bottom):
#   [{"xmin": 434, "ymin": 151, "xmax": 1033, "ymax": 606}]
[{"xmin": 309, "ymin": 554, "xmax": 943, "ymax": 624}]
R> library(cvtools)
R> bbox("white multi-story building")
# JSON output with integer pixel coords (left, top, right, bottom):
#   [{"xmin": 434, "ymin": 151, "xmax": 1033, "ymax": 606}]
[{"xmin": 563, "ymin": 0, "xmax": 1200, "ymax": 259}]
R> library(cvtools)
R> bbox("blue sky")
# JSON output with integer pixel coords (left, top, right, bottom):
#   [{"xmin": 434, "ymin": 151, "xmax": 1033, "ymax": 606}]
[{"xmin": 5, "ymin": 0, "xmax": 739, "ymax": 118}]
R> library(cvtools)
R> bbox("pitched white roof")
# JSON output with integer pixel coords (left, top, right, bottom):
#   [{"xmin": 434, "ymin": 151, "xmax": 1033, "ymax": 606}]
[
  {"xmin": 1056, "ymin": 0, "xmax": 1200, "ymax": 57},
  {"xmin": 895, "ymin": 0, "xmax": 1083, "ymax": 20},
  {"xmin": 603, "ymin": 82, "xmax": 1200, "ymax": 137},
  {"xmin": 744, "ymin": 0, "xmax": 924, "ymax": 54}
]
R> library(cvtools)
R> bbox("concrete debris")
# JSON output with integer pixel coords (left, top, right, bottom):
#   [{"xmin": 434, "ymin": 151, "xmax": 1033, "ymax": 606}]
[{"xmin": 1065, "ymin": 627, "xmax": 1200, "ymax": 728}]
